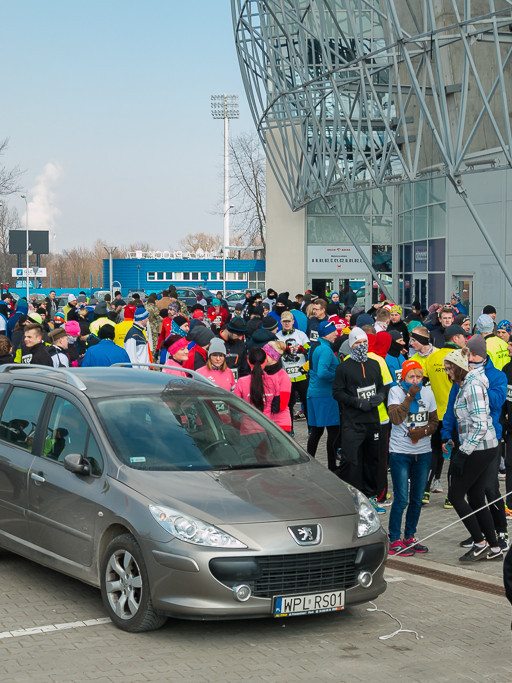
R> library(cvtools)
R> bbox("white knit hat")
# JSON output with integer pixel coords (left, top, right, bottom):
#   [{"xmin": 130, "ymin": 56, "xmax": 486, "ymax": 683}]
[
  {"xmin": 445, "ymin": 346, "xmax": 469, "ymax": 371},
  {"xmin": 348, "ymin": 327, "xmax": 368, "ymax": 348}
]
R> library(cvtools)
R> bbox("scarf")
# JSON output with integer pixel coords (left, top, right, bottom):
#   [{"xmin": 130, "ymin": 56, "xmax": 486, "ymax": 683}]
[
  {"xmin": 350, "ymin": 342, "xmax": 368, "ymax": 363},
  {"xmin": 401, "ymin": 380, "xmax": 423, "ymax": 413}
]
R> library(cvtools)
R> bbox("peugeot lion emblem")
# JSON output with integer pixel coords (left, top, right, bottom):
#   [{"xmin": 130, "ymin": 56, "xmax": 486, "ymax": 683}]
[{"xmin": 288, "ymin": 524, "xmax": 322, "ymax": 546}]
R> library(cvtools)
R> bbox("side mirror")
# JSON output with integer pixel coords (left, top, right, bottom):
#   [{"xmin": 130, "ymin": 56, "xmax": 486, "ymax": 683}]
[{"xmin": 64, "ymin": 453, "xmax": 91, "ymax": 476}]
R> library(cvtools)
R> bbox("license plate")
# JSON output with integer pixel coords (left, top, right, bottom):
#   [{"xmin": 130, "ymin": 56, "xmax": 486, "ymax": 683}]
[{"xmin": 273, "ymin": 590, "xmax": 345, "ymax": 617}]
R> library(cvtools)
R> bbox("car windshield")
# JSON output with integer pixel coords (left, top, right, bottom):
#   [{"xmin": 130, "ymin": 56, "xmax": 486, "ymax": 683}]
[{"xmin": 95, "ymin": 387, "xmax": 307, "ymax": 471}]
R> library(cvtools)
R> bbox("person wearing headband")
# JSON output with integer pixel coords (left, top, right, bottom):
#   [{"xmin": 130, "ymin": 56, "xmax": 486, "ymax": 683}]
[
  {"xmin": 408, "ymin": 326, "xmax": 436, "ymax": 369},
  {"xmin": 162, "ymin": 335, "xmax": 189, "ymax": 377}
]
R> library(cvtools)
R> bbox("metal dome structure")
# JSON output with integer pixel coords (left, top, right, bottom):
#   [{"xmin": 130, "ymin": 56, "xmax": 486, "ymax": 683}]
[{"xmin": 232, "ymin": 0, "xmax": 512, "ymax": 290}]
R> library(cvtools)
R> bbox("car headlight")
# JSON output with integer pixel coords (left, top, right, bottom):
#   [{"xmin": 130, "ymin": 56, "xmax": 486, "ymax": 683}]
[
  {"xmin": 149, "ymin": 505, "xmax": 247, "ymax": 548},
  {"xmin": 346, "ymin": 486, "xmax": 381, "ymax": 537}
]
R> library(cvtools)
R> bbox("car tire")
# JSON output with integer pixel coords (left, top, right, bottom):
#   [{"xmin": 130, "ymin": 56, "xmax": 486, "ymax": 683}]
[{"xmin": 100, "ymin": 533, "xmax": 167, "ymax": 633}]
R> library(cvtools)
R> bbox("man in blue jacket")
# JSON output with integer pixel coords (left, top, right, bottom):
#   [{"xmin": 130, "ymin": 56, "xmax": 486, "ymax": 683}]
[
  {"xmin": 442, "ymin": 334, "xmax": 508, "ymax": 550},
  {"xmin": 81, "ymin": 324, "xmax": 130, "ymax": 367}
]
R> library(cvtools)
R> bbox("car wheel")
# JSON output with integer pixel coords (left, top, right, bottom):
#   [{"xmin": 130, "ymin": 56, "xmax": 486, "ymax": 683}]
[{"xmin": 100, "ymin": 533, "xmax": 167, "ymax": 633}]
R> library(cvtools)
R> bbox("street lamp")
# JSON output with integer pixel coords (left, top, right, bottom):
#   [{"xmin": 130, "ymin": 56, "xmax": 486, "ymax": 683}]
[
  {"xmin": 211, "ymin": 94, "xmax": 239, "ymax": 294},
  {"xmin": 221, "ymin": 205, "xmax": 234, "ymax": 296},
  {"xmin": 20, "ymin": 194, "xmax": 30, "ymax": 301}
]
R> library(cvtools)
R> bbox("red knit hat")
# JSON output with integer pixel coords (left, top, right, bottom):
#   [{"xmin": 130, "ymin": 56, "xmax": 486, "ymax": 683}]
[{"xmin": 401, "ymin": 359, "xmax": 423, "ymax": 380}]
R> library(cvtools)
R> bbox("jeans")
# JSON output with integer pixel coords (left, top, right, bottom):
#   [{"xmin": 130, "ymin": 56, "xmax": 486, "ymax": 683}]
[{"xmin": 388, "ymin": 451, "xmax": 431, "ymax": 542}]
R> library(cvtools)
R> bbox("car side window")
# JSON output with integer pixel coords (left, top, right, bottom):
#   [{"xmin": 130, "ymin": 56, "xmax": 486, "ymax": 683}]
[
  {"xmin": 0, "ymin": 387, "xmax": 46, "ymax": 451},
  {"xmin": 43, "ymin": 397, "xmax": 88, "ymax": 463}
]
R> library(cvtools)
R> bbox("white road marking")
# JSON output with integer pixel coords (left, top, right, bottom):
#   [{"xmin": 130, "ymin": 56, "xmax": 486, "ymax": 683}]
[{"xmin": 0, "ymin": 617, "xmax": 111, "ymax": 639}]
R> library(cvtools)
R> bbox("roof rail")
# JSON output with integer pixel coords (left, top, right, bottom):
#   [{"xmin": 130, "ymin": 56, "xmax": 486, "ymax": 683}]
[
  {"xmin": 0, "ymin": 364, "xmax": 87, "ymax": 391},
  {"xmin": 110, "ymin": 363, "xmax": 215, "ymax": 386}
]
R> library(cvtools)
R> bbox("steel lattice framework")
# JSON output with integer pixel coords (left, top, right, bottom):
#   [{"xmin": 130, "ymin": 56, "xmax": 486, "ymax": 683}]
[{"xmin": 232, "ymin": 0, "xmax": 512, "ymax": 290}]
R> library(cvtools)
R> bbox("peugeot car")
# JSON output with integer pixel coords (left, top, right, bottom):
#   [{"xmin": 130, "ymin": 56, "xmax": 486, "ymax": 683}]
[{"xmin": 0, "ymin": 366, "xmax": 387, "ymax": 632}]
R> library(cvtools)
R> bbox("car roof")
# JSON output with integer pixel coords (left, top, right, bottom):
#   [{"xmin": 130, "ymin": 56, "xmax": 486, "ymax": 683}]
[{"xmin": 0, "ymin": 366, "xmax": 221, "ymax": 400}]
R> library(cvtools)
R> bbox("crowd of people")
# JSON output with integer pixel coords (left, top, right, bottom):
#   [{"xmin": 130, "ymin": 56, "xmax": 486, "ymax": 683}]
[{"xmin": 0, "ymin": 285, "xmax": 510, "ymax": 561}]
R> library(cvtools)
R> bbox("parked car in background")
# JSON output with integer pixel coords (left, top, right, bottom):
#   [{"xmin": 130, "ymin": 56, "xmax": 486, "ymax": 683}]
[
  {"xmin": 175, "ymin": 287, "xmax": 214, "ymax": 308},
  {"xmin": 0, "ymin": 365, "xmax": 387, "ymax": 633}
]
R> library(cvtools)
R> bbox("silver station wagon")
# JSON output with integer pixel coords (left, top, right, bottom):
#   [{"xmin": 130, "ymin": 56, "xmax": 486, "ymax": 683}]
[{"xmin": 0, "ymin": 366, "xmax": 387, "ymax": 632}]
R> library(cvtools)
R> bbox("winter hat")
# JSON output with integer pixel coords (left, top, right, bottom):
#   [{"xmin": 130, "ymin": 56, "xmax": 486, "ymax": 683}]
[
  {"xmin": 262, "ymin": 316, "xmax": 278, "ymax": 331},
  {"xmin": 234, "ymin": 303, "xmax": 244, "ymax": 311},
  {"xmin": 192, "ymin": 309, "xmax": 204, "ymax": 320},
  {"xmin": 280, "ymin": 311, "xmax": 294, "ymax": 322},
  {"xmin": 466, "ymin": 334, "xmax": 487, "ymax": 359},
  {"xmin": 318, "ymin": 320, "xmax": 337, "ymax": 338},
  {"xmin": 390, "ymin": 304, "xmax": 403, "ymax": 316},
  {"xmin": 168, "ymin": 302, "xmax": 180, "ymax": 314},
  {"xmin": 27, "ymin": 312, "xmax": 43, "ymax": 324},
  {"xmin": 134, "ymin": 307, "xmax": 149, "ymax": 322},
  {"xmin": 253, "ymin": 304, "xmax": 264, "ymax": 317},
  {"xmin": 355, "ymin": 313, "xmax": 374, "ymax": 328},
  {"xmin": 482, "ymin": 305, "xmax": 497, "ymax": 316},
  {"xmin": 497, "ymin": 319, "xmax": 512, "ymax": 334},
  {"xmin": 325, "ymin": 303, "xmax": 339, "ymax": 316},
  {"xmin": 94, "ymin": 301, "xmax": 108, "ymax": 317},
  {"xmin": 387, "ymin": 330, "xmax": 404, "ymax": 342},
  {"xmin": 67, "ymin": 294, "xmax": 77, "ymax": 303},
  {"xmin": 77, "ymin": 294, "xmax": 87, "ymax": 303},
  {"xmin": 450, "ymin": 293, "xmax": 461, "ymax": 303},
  {"xmin": 16, "ymin": 299, "xmax": 28, "ymax": 313},
  {"xmin": 208, "ymin": 338, "xmax": 227, "ymax": 357},
  {"xmin": 173, "ymin": 315, "xmax": 188, "ymax": 328},
  {"xmin": 189, "ymin": 325, "xmax": 215, "ymax": 347},
  {"xmin": 54, "ymin": 309, "xmax": 65, "ymax": 323},
  {"xmin": 65, "ymin": 320, "xmax": 80, "ymax": 336},
  {"xmin": 476, "ymin": 314, "xmax": 494, "ymax": 334},
  {"xmin": 227, "ymin": 317, "xmax": 247, "ymax": 334},
  {"xmin": 348, "ymin": 327, "xmax": 368, "ymax": 348},
  {"xmin": 212, "ymin": 298, "xmax": 221, "ymax": 306},
  {"xmin": 124, "ymin": 304, "xmax": 136, "ymax": 320},
  {"xmin": 48, "ymin": 327, "xmax": 67, "ymax": 343},
  {"xmin": 445, "ymin": 346, "xmax": 469, "ymax": 371},
  {"xmin": 401, "ymin": 359, "xmax": 423, "ymax": 380},
  {"xmin": 444, "ymin": 324, "xmax": 466, "ymax": 338}
]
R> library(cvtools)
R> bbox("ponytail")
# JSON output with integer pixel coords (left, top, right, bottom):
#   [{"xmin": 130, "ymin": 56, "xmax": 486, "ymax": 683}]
[{"xmin": 248, "ymin": 346, "xmax": 267, "ymax": 411}]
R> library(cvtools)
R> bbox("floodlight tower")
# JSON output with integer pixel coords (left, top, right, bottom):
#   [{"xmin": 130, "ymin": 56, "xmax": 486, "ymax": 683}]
[{"xmin": 211, "ymin": 94, "xmax": 239, "ymax": 293}]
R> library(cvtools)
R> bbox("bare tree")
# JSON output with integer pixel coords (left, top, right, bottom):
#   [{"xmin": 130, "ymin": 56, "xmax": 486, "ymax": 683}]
[
  {"xmin": 0, "ymin": 139, "xmax": 24, "ymax": 196},
  {"xmin": 229, "ymin": 132, "xmax": 266, "ymax": 252},
  {"xmin": 179, "ymin": 232, "xmax": 222, "ymax": 253},
  {"xmin": 0, "ymin": 204, "xmax": 20, "ymax": 285}
]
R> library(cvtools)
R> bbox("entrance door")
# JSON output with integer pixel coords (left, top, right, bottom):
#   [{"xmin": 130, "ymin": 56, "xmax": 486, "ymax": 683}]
[
  {"xmin": 311, "ymin": 278, "xmax": 334, "ymax": 298},
  {"xmin": 413, "ymin": 277, "xmax": 427, "ymax": 311},
  {"xmin": 452, "ymin": 277, "xmax": 473, "ymax": 319},
  {"xmin": 339, "ymin": 275, "xmax": 370, "ymax": 310}
]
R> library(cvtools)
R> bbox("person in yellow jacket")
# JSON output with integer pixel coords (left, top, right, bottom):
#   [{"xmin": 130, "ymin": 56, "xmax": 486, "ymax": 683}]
[
  {"xmin": 422, "ymin": 324, "xmax": 467, "ymax": 507},
  {"xmin": 114, "ymin": 305, "xmax": 137, "ymax": 347},
  {"xmin": 477, "ymin": 313, "xmax": 509, "ymax": 370},
  {"xmin": 408, "ymin": 326, "xmax": 437, "ymax": 370}
]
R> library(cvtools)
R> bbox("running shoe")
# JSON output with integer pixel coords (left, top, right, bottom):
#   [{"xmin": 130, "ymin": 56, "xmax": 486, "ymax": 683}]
[
  {"xmin": 432, "ymin": 479, "xmax": 443, "ymax": 493},
  {"xmin": 422, "ymin": 491, "xmax": 430, "ymax": 505},
  {"xmin": 459, "ymin": 543, "xmax": 489, "ymax": 562},
  {"xmin": 498, "ymin": 471, "xmax": 506, "ymax": 480},
  {"xmin": 369, "ymin": 497, "xmax": 386, "ymax": 515},
  {"xmin": 505, "ymin": 506, "xmax": 512, "ymax": 519},
  {"xmin": 403, "ymin": 536, "xmax": 429, "ymax": 553},
  {"xmin": 459, "ymin": 537, "xmax": 474, "ymax": 548},
  {"xmin": 486, "ymin": 547, "xmax": 504, "ymax": 561},
  {"xmin": 380, "ymin": 494, "xmax": 393, "ymax": 507},
  {"xmin": 497, "ymin": 532, "xmax": 509, "ymax": 552},
  {"xmin": 388, "ymin": 540, "xmax": 414, "ymax": 557},
  {"xmin": 293, "ymin": 410, "xmax": 306, "ymax": 420},
  {"xmin": 444, "ymin": 497, "xmax": 453, "ymax": 509}
]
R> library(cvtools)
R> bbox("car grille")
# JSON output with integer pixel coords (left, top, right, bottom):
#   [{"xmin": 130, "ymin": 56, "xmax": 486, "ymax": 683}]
[
  {"xmin": 210, "ymin": 548, "xmax": 359, "ymax": 598},
  {"xmin": 252, "ymin": 549, "xmax": 359, "ymax": 597}
]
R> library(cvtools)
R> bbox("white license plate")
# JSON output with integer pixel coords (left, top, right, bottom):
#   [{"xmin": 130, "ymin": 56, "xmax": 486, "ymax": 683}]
[{"xmin": 274, "ymin": 590, "xmax": 345, "ymax": 617}]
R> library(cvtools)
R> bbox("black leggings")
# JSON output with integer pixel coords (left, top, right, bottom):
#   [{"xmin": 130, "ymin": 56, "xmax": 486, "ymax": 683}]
[
  {"xmin": 288, "ymin": 379, "xmax": 308, "ymax": 428},
  {"xmin": 448, "ymin": 446, "xmax": 499, "ymax": 547},
  {"xmin": 505, "ymin": 433, "xmax": 512, "ymax": 509},
  {"xmin": 485, "ymin": 446, "xmax": 507, "ymax": 534},
  {"xmin": 307, "ymin": 425, "xmax": 339, "ymax": 472}
]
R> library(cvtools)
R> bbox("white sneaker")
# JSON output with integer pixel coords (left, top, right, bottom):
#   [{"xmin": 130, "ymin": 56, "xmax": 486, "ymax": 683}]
[{"xmin": 432, "ymin": 479, "xmax": 443, "ymax": 493}]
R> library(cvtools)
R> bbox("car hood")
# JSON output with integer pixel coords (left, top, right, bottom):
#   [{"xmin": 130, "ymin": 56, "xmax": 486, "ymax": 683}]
[{"xmin": 116, "ymin": 461, "xmax": 357, "ymax": 524}]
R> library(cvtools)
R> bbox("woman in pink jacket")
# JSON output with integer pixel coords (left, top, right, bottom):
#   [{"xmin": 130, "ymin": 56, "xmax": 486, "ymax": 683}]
[
  {"xmin": 263, "ymin": 342, "xmax": 292, "ymax": 432},
  {"xmin": 197, "ymin": 338, "xmax": 235, "ymax": 391},
  {"xmin": 234, "ymin": 347, "xmax": 280, "ymax": 426},
  {"xmin": 162, "ymin": 335, "xmax": 189, "ymax": 377}
]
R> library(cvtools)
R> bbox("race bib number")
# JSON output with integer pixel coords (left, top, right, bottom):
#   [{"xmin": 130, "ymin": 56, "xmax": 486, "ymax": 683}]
[
  {"xmin": 507, "ymin": 385, "xmax": 512, "ymax": 403},
  {"xmin": 310, "ymin": 330, "xmax": 319, "ymax": 341},
  {"xmin": 21, "ymin": 354, "xmax": 33, "ymax": 364},
  {"xmin": 357, "ymin": 384, "xmax": 376, "ymax": 400},
  {"xmin": 395, "ymin": 369, "xmax": 402, "ymax": 382},
  {"xmin": 212, "ymin": 400, "xmax": 229, "ymax": 416},
  {"xmin": 407, "ymin": 408, "xmax": 428, "ymax": 428}
]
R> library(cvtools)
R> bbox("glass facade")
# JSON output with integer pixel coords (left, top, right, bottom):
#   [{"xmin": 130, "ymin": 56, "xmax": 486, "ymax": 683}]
[{"xmin": 397, "ymin": 177, "xmax": 446, "ymax": 309}]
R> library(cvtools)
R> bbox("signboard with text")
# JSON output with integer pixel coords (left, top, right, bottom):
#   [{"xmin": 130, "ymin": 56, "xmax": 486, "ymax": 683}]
[
  {"xmin": 307, "ymin": 245, "xmax": 372, "ymax": 274},
  {"xmin": 12, "ymin": 268, "xmax": 47, "ymax": 278}
]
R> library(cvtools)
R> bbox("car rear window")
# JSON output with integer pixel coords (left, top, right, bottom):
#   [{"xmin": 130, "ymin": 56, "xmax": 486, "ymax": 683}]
[{"xmin": 94, "ymin": 388, "xmax": 307, "ymax": 471}]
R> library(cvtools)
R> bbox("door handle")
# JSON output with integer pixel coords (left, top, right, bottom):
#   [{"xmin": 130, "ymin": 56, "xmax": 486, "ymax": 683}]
[{"xmin": 30, "ymin": 472, "xmax": 46, "ymax": 484}]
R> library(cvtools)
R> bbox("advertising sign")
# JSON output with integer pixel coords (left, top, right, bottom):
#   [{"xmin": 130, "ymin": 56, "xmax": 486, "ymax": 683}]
[{"xmin": 307, "ymin": 245, "xmax": 371, "ymax": 274}]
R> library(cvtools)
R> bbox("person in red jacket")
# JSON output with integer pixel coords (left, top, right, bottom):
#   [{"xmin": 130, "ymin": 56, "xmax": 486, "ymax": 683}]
[
  {"xmin": 207, "ymin": 298, "xmax": 229, "ymax": 334},
  {"xmin": 182, "ymin": 325, "xmax": 215, "ymax": 371}
]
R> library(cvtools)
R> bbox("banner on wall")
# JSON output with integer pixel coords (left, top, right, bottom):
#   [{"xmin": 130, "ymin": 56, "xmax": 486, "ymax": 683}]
[{"xmin": 307, "ymin": 245, "xmax": 371, "ymax": 274}]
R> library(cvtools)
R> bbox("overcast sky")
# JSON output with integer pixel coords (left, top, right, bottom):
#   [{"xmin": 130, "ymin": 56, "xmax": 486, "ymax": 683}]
[{"xmin": 0, "ymin": 1, "xmax": 254, "ymax": 252}]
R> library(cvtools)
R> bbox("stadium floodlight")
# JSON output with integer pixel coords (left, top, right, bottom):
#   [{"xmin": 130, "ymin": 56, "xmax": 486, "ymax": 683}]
[{"xmin": 232, "ymin": 0, "xmax": 512, "ymax": 290}]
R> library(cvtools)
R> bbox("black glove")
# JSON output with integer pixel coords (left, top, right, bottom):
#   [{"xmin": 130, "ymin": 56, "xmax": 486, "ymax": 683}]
[
  {"xmin": 369, "ymin": 393, "xmax": 384, "ymax": 407},
  {"xmin": 357, "ymin": 399, "xmax": 372, "ymax": 412},
  {"xmin": 450, "ymin": 449, "xmax": 467, "ymax": 478},
  {"xmin": 270, "ymin": 396, "xmax": 281, "ymax": 414}
]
